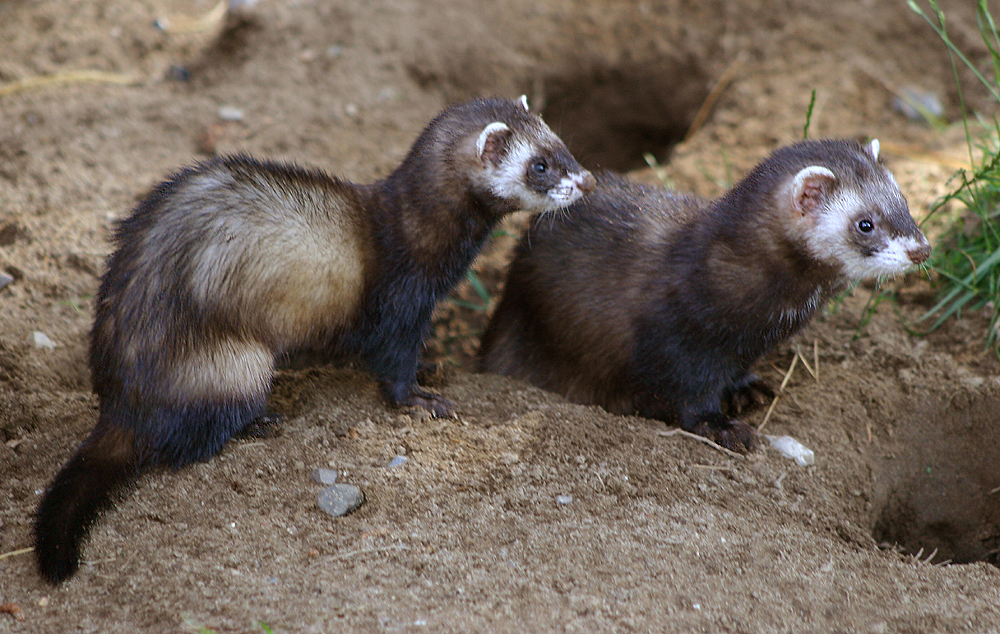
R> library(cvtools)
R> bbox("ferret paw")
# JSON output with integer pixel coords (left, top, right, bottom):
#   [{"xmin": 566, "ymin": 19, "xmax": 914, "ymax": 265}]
[
  {"xmin": 401, "ymin": 389, "xmax": 456, "ymax": 419},
  {"xmin": 688, "ymin": 413, "xmax": 758, "ymax": 453},
  {"xmin": 237, "ymin": 414, "xmax": 284, "ymax": 439},
  {"xmin": 722, "ymin": 376, "xmax": 775, "ymax": 415}
]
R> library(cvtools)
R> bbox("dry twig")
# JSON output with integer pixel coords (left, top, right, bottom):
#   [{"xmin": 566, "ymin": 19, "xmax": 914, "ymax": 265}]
[
  {"xmin": 684, "ymin": 53, "xmax": 746, "ymax": 141},
  {"xmin": 0, "ymin": 70, "xmax": 139, "ymax": 99},
  {"xmin": 0, "ymin": 546, "xmax": 33, "ymax": 561},
  {"xmin": 657, "ymin": 428, "xmax": 747, "ymax": 460}
]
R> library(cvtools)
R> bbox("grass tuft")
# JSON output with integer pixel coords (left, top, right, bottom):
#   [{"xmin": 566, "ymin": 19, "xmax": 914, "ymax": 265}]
[{"xmin": 907, "ymin": 0, "xmax": 1000, "ymax": 354}]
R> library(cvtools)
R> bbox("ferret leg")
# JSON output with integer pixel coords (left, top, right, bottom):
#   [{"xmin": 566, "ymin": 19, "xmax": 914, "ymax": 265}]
[
  {"xmin": 378, "ymin": 376, "xmax": 454, "ymax": 418},
  {"xmin": 679, "ymin": 406, "xmax": 758, "ymax": 453},
  {"xmin": 721, "ymin": 374, "xmax": 774, "ymax": 415},
  {"xmin": 368, "ymin": 336, "xmax": 454, "ymax": 418}
]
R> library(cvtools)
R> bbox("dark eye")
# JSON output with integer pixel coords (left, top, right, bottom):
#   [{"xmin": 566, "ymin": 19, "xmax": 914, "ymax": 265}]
[
  {"xmin": 857, "ymin": 219, "xmax": 874, "ymax": 233},
  {"xmin": 532, "ymin": 160, "xmax": 548, "ymax": 174}
]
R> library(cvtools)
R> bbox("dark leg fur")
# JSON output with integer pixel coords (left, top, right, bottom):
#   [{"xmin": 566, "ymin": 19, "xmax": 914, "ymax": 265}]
[
  {"xmin": 722, "ymin": 375, "xmax": 774, "ymax": 416},
  {"xmin": 686, "ymin": 412, "xmax": 758, "ymax": 453},
  {"xmin": 34, "ymin": 427, "xmax": 140, "ymax": 584},
  {"xmin": 364, "ymin": 313, "xmax": 455, "ymax": 418},
  {"xmin": 680, "ymin": 410, "xmax": 758, "ymax": 453}
]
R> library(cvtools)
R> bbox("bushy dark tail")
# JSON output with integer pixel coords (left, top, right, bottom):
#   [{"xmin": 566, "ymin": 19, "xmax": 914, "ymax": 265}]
[{"xmin": 34, "ymin": 427, "xmax": 140, "ymax": 584}]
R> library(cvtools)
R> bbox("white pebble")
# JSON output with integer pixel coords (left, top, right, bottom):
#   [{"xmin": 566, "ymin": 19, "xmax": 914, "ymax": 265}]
[
  {"xmin": 765, "ymin": 435, "xmax": 815, "ymax": 467},
  {"xmin": 218, "ymin": 106, "xmax": 244, "ymax": 122},
  {"xmin": 387, "ymin": 455, "xmax": 408, "ymax": 469},
  {"xmin": 556, "ymin": 495, "xmax": 573, "ymax": 505},
  {"xmin": 32, "ymin": 332, "xmax": 57, "ymax": 349}
]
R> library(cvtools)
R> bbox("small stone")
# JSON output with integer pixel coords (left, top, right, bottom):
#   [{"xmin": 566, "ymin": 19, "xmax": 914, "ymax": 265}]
[
  {"xmin": 31, "ymin": 332, "xmax": 57, "ymax": 349},
  {"xmin": 765, "ymin": 434, "xmax": 815, "ymax": 467},
  {"xmin": 218, "ymin": 106, "xmax": 244, "ymax": 122},
  {"xmin": 556, "ymin": 495, "xmax": 573, "ymax": 505},
  {"xmin": 386, "ymin": 455, "xmax": 408, "ymax": 469},
  {"xmin": 317, "ymin": 484, "xmax": 364, "ymax": 517},
  {"xmin": 0, "ymin": 272, "xmax": 13, "ymax": 291},
  {"xmin": 166, "ymin": 65, "xmax": 190, "ymax": 82},
  {"xmin": 311, "ymin": 468, "xmax": 338, "ymax": 485}
]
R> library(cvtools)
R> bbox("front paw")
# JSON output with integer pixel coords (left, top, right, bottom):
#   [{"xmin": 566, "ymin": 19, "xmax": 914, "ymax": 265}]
[
  {"xmin": 399, "ymin": 389, "xmax": 455, "ymax": 418},
  {"xmin": 723, "ymin": 376, "xmax": 775, "ymax": 415},
  {"xmin": 688, "ymin": 413, "xmax": 757, "ymax": 453}
]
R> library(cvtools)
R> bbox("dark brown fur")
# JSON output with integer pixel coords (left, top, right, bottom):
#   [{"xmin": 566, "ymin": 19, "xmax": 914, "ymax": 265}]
[{"xmin": 480, "ymin": 139, "xmax": 930, "ymax": 451}]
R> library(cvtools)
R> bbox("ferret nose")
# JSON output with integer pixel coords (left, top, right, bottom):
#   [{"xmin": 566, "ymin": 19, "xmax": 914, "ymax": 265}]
[
  {"xmin": 578, "ymin": 171, "xmax": 597, "ymax": 194},
  {"xmin": 907, "ymin": 242, "xmax": 931, "ymax": 264}
]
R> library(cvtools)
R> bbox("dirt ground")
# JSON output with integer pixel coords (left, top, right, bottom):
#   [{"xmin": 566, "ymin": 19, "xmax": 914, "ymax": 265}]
[{"xmin": 2, "ymin": 0, "xmax": 1000, "ymax": 631}]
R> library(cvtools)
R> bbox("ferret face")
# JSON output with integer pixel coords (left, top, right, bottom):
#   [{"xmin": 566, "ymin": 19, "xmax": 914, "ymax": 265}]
[
  {"xmin": 475, "ymin": 116, "xmax": 596, "ymax": 213},
  {"xmin": 792, "ymin": 157, "xmax": 931, "ymax": 281}
]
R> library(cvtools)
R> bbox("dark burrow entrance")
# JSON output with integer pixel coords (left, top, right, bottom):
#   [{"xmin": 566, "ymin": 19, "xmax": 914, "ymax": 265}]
[
  {"xmin": 539, "ymin": 57, "xmax": 710, "ymax": 172},
  {"xmin": 870, "ymin": 387, "xmax": 1000, "ymax": 566}
]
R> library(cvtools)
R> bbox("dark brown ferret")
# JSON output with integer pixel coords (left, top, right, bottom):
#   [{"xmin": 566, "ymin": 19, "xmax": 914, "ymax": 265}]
[
  {"xmin": 480, "ymin": 139, "xmax": 930, "ymax": 451},
  {"xmin": 35, "ymin": 96, "xmax": 595, "ymax": 584}
]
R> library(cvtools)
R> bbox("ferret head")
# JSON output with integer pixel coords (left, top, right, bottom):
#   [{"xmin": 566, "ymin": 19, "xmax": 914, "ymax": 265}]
[
  {"xmin": 443, "ymin": 96, "xmax": 596, "ymax": 213},
  {"xmin": 776, "ymin": 139, "xmax": 931, "ymax": 281}
]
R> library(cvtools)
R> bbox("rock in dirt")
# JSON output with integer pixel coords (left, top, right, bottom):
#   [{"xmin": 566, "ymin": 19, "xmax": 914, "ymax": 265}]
[
  {"xmin": 765, "ymin": 435, "xmax": 815, "ymax": 467},
  {"xmin": 386, "ymin": 455, "xmax": 408, "ymax": 469},
  {"xmin": 317, "ymin": 484, "xmax": 365, "ymax": 517},
  {"xmin": 31, "ymin": 332, "xmax": 57, "ymax": 349},
  {"xmin": 311, "ymin": 468, "xmax": 338, "ymax": 485}
]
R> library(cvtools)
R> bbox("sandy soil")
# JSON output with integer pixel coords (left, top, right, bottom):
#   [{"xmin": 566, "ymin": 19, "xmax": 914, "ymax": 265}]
[{"xmin": 2, "ymin": 0, "xmax": 999, "ymax": 632}]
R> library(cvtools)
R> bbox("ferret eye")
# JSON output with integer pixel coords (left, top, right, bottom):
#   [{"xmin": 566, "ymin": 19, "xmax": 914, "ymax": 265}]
[
  {"xmin": 857, "ymin": 219, "xmax": 874, "ymax": 233},
  {"xmin": 532, "ymin": 160, "xmax": 548, "ymax": 174}
]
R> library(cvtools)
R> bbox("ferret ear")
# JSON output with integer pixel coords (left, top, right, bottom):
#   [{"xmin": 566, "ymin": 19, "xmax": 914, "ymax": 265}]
[
  {"xmin": 868, "ymin": 138, "xmax": 880, "ymax": 161},
  {"xmin": 477, "ymin": 121, "xmax": 512, "ymax": 166},
  {"xmin": 791, "ymin": 166, "xmax": 837, "ymax": 217},
  {"xmin": 520, "ymin": 95, "xmax": 530, "ymax": 111}
]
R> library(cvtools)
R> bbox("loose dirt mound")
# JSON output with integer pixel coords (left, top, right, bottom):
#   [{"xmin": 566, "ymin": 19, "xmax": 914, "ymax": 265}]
[{"xmin": 2, "ymin": 0, "xmax": 999, "ymax": 632}]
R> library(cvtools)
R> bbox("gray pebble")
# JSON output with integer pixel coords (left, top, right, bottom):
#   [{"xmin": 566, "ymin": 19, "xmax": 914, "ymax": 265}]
[
  {"xmin": 556, "ymin": 495, "xmax": 573, "ymax": 505},
  {"xmin": 311, "ymin": 468, "xmax": 338, "ymax": 485},
  {"xmin": 317, "ymin": 484, "xmax": 364, "ymax": 517},
  {"xmin": 386, "ymin": 455, "xmax": 408, "ymax": 469},
  {"xmin": 0, "ymin": 272, "xmax": 13, "ymax": 290}
]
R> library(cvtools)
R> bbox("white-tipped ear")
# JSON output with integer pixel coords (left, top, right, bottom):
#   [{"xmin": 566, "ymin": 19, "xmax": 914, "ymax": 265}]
[
  {"xmin": 869, "ymin": 138, "xmax": 880, "ymax": 161},
  {"xmin": 791, "ymin": 165, "xmax": 836, "ymax": 217},
  {"xmin": 520, "ymin": 95, "xmax": 530, "ymax": 111},
  {"xmin": 477, "ymin": 121, "xmax": 512, "ymax": 164}
]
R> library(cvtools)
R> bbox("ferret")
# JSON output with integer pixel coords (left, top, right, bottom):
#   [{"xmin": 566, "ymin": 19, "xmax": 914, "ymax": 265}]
[
  {"xmin": 479, "ymin": 139, "xmax": 930, "ymax": 451},
  {"xmin": 34, "ymin": 96, "xmax": 595, "ymax": 584}
]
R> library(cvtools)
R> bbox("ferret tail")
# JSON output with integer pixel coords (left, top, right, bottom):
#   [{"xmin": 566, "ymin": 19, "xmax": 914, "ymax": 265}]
[{"xmin": 34, "ymin": 425, "xmax": 141, "ymax": 584}]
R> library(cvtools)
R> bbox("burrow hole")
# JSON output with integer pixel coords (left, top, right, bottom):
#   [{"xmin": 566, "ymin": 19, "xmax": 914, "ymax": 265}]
[
  {"xmin": 871, "ymin": 388, "xmax": 1000, "ymax": 566},
  {"xmin": 539, "ymin": 57, "xmax": 710, "ymax": 172}
]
